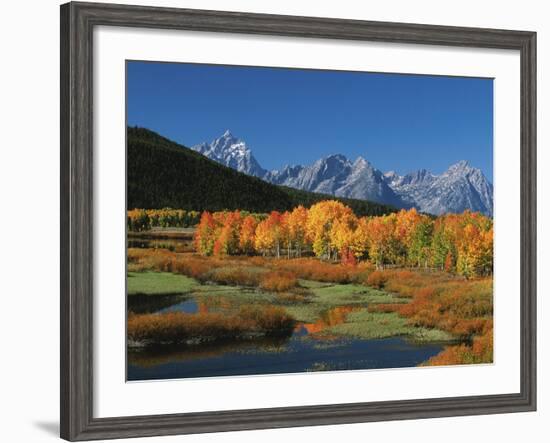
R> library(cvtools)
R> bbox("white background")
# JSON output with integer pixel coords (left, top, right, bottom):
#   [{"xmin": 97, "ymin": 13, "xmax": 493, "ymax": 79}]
[{"xmin": 0, "ymin": 0, "xmax": 547, "ymax": 442}]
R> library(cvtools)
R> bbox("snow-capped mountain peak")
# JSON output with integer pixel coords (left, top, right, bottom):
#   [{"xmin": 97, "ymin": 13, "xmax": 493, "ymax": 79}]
[
  {"xmin": 388, "ymin": 162, "xmax": 492, "ymax": 216},
  {"xmin": 444, "ymin": 160, "xmax": 474, "ymax": 177},
  {"xmin": 189, "ymin": 130, "xmax": 493, "ymax": 216},
  {"xmin": 191, "ymin": 131, "xmax": 267, "ymax": 177},
  {"xmin": 353, "ymin": 156, "xmax": 371, "ymax": 169}
]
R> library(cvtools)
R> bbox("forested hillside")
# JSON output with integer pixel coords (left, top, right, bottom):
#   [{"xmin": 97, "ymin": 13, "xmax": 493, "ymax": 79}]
[{"xmin": 127, "ymin": 127, "xmax": 397, "ymax": 216}]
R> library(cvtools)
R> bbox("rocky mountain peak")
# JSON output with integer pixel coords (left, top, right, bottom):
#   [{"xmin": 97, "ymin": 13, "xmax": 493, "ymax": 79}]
[
  {"xmin": 190, "ymin": 131, "xmax": 493, "ymax": 216},
  {"xmin": 191, "ymin": 130, "xmax": 266, "ymax": 178}
]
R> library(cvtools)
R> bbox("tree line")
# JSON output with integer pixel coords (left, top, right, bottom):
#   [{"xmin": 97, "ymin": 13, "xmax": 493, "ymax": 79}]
[
  {"xmin": 128, "ymin": 208, "xmax": 201, "ymax": 231},
  {"xmin": 194, "ymin": 201, "xmax": 493, "ymax": 278}
]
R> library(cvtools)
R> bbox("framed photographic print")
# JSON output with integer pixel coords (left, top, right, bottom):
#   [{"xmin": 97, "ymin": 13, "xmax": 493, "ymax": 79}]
[{"xmin": 60, "ymin": 1, "xmax": 536, "ymax": 441}]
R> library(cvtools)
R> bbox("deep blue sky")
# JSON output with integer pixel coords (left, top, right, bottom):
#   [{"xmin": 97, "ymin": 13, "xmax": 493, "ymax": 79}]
[{"xmin": 127, "ymin": 61, "xmax": 493, "ymax": 181}]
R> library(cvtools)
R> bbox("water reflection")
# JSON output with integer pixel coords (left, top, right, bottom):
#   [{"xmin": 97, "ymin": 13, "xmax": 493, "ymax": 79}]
[
  {"xmin": 297, "ymin": 306, "xmax": 361, "ymax": 335},
  {"xmin": 128, "ymin": 238, "xmax": 194, "ymax": 253},
  {"xmin": 128, "ymin": 334, "xmax": 443, "ymax": 380},
  {"xmin": 128, "ymin": 294, "xmax": 188, "ymax": 314},
  {"xmin": 129, "ymin": 336, "xmax": 289, "ymax": 368},
  {"xmin": 127, "ymin": 294, "xmax": 445, "ymax": 381},
  {"xmin": 129, "ymin": 293, "xmax": 241, "ymax": 316},
  {"xmin": 157, "ymin": 299, "xmax": 200, "ymax": 314}
]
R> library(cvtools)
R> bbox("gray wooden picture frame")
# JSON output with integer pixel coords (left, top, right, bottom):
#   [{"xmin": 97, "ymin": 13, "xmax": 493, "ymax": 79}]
[{"xmin": 60, "ymin": 2, "xmax": 537, "ymax": 441}]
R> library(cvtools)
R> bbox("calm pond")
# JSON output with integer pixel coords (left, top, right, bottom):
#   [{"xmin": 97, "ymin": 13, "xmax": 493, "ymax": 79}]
[{"xmin": 127, "ymin": 294, "xmax": 444, "ymax": 381}]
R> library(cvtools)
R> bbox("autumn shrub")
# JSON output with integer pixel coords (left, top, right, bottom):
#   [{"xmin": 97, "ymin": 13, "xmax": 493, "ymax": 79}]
[
  {"xmin": 127, "ymin": 248, "xmax": 176, "ymax": 272},
  {"xmin": 172, "ymin": 256, "xmax": 217, "ymax": 280},
  {"xmin": 128, "ymin": 249, "xmax": 248, "ymax": 283},
  {"xmin": 423, "ymin": 324, "xmax": 493, "ymax": 366},
  {"xmin": 423, "ymin": 344, "xmax": 476, "ymax": 366},
  {"xmin": 272, "ymin": 258, "xmax": 352, "ymax": 283},
  {"xmin": 204, "ymin": 266, "xmax": 263, "ymax": 286},
  {"xmin": 246, "ymin": 256, "xmax": 269, "ymax": 267},
  {"xmin": 259, "ymin": 271, "xmax": 298, "ymax": 292},
  {"xmin": 349, "ymin": 261, "xmax": 376, "ymax": 284},
  {"xmin": 237, "ymin": 305, "xmax": 295, "ymax": 331},
  {"xmin": 127, "ymin": 262, "xmax": 149, "ymax": 272},
  {"xmin": 127, "ymin": 247, "xmax": 157, "ymax": 263},
  {"xmin": 128, "ymin": 311, "xmax": 245, "ymax": 343},
  {"xmin": 127, "ymin": 305, "xmax": 294, "ymax": 345},
  {"xmin": 128, "ymin": 247, "xmax": 175, "ymax": 260},
  {"xmin": 369, "ymin": 269, "xmax": 456, "ymax": 293},
  {"xmin": 393, "ymin": 270, "xmax": 416, "ymax": 280},
  {"xmin": 172, "ymin": 257, "xmax": 262, "ymax": 286},
  {"xmin": 366, "ymin": 270, "xmax": 388, "ymax": 289},
  {"xmin": 387, "ymin": 273, "xmax": 491, "ymax": 336},
  {"xmin": 214, "ymin": 256, "xmax": 374, "ymax": 285},
  {"xmin": 471, "ymin": 323, "xmax": 493, "ymax": 362},
  {"xmin": 362, "ymin": 267, "xmax": 493, "ymax": 364}
]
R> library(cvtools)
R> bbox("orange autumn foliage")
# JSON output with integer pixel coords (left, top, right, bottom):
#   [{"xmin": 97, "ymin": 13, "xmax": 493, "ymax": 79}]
[
  {"xmin": 190, "ymin": 204, "xmax": 492, "ymax": 277},
  {"xmin": 364, "ymin": 268, "xmax": 493, "ymax": 364},
  {"xmin": 366, "ymin": 270, "xmax": 388, "ymax": 289},
  {"xmin": 239, "ymin": 215, "xmax": 258, "ymax": 255},
  {"xmin": 128, "ymin": 305, "xmax": 295, "ymax": 344},
  {"xmin": 259, "ymin": 271, "xmax": 298, "ymax": 292}
]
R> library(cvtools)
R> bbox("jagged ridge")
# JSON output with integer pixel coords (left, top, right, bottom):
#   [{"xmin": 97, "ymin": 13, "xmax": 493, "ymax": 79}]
[{"xmin": 191, "ymin": 131, "xmax": 493, "ymax": 216}]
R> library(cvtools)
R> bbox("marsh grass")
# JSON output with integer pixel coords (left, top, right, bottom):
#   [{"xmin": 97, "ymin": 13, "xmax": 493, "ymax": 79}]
[
  {"xmin": 127, "ymin": 250, "xmax": 492, "ymax": 365},
  {"xmin": 274, "ymin": 292, "xmax": 310, "ymax": 304},
  {"xmin": 363, "ymin": 269, "xmax": 493, "ymax": 364},
  {"xmin": 127, "ymin": 271, "xmax": 199, "ymax": 296},
  {"xmin": 129, "ymin": 248, "xmax": 304, "ymax": 293},
  {"xmin": 323, "ymin": 310, "xmax": 454, "ymax": 342},
  {"xmin": 282, "ymin": 283, "xmax": 404, "ymax": 324},
  {"xmin": 128, "ymin": 305, "xmax": 295, "ymax": 346}
]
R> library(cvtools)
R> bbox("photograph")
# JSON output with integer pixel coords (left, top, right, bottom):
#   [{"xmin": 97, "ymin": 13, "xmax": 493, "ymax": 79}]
[{"xmin": 126, "ymin": 61, "xmax": 494, "ymax": 381}]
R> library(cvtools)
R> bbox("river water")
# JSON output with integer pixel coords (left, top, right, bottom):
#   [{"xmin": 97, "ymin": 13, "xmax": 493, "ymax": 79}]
[{"xmin": 127, "ymin": 294, "xmax": 444, "ymax": 381}]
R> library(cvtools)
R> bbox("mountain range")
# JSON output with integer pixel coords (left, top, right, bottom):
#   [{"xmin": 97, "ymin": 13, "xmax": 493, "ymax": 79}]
[
  {"xmin": 127, "ymin": 127, "xmax": 395, "ymax": 216},
  {"xmin": 192, "ymin": 131, "xmax": 493, "ymax": 216}
]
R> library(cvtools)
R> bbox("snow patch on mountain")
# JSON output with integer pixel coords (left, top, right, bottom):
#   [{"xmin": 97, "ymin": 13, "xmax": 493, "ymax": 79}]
[
  {"xmin": 386, "ymin": 161, "xmax": 493, "ymax": 216},
  {"xmin": 191, "ymin": 130, "xmax": 267, "ymax": 178},
  {"xmin": 190, "ymin": 131, "xmax": 493, "ymax": 216}
]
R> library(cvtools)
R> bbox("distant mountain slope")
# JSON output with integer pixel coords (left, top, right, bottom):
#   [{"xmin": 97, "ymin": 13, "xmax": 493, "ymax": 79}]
[
  {"xmin": 387, "ymin": 161, "xmax": 493, "ymax": 216},
  {"xmin": 192, "ymin": 130, "xmax": 493, "ymax": 216},
  {"xmin": 127, "ymin": 127, "xmax": 396, "ymax": 216},
  {"xmin": 267, "ymin": 155, "xmax": 408, "ymax": 209}
]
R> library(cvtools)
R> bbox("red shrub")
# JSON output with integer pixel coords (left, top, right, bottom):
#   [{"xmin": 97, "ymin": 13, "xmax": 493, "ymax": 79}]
[
  {"xmin": 205, "ymin": 267, "xmax": 263, "ymax": 286},
  {"xmin": 259, "ymin": 271, "xmax": 298, "ymax": 292},
  {"xmin": 127, "ymin": 304, "xmax": 294, "ymax": 344},
  {"xmin": 272, "ymin": 259, "xmax": 352, "ymax": 283},
  {"xmin": 366, "ymin": 270, "xmax": 388, "ymax": 289},
  {"xmin": 172, "ymin": 256, "xmax": 213, "ymax": 280},
  {"xmin": 127, "ymin": 248, "xmax": 176, "ymax": 272}
]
